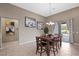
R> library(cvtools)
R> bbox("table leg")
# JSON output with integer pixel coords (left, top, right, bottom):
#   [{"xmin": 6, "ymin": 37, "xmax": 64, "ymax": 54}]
[{"xmin": 60, "ymin": 37, "xmax": 62, "ymax": 47}]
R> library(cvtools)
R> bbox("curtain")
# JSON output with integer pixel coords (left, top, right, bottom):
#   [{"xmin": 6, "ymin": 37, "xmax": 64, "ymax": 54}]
[
  {"xmin": 53, "ymin": 22, "xmax": 60, "ymax": 35},
  {"xmin": 66, "ymin": 19, "xmax": 74, "ymax": 43},
  {"xmin": 0, "ymin": 17, "xmax": 2, "ymax": 48},
  {"xmin": 52, "ymin": 23, "xmax": 55, "ymax": 34}
]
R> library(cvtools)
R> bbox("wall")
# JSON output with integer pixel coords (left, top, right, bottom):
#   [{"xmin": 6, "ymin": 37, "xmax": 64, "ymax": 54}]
[
  {"xmin": 47, "ymin": 6, "xmax": 79, "ymax": 43},
  {"xmin": 0, "ymin": 3, "xmax": 46, "ymax": 44}
]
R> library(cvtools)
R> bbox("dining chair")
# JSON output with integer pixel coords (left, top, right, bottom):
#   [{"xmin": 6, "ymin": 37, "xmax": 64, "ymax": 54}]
[
  {"xmin": 36, "ymin": 35, "xmax": 59, "ymax": 56},
  {"xmin": 47, "ymin": 34, "xmax": 57, "ymax": 55},
  {"xmin": 36, "ymin": 37, "xmax": 47, "ymax": 56},
  {"xmin": 54, "ymin": 34, "xmax": 62, "ymax": 52}
]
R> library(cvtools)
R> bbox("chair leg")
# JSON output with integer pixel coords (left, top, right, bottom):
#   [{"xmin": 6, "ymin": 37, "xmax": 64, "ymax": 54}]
[
  {"xmin": 56, "ymin": 42, "xmax": 58, "ymax": 53},
  {"xmin": 40, "ymin": 46, "xmax": 42, "ymax": 56},
  {"xmin": 36, "ymin": 45, "xmax": 39, "ymax": 54},
  {"xmin": 45, "ymin": 46, "xmax": 50, "ymax": 56},
  {"xmin": 58, "ymin": 42, "xmax": 60, "ymax": 49},
  {"xmin": 52, "ymin": 44, "xmax": 56, "ymax": 56},
  {"xmin": 36, "ymin": 49, "xmax": 37, "ymax": 54}
]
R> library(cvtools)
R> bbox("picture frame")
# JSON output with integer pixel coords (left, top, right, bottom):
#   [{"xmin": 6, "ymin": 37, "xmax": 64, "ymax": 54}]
[
  {"xmin": 25, "ymin": 16, "xmax": 36, "ymax": 28},
  {"xmin": 37, "ymin": 21, "xmax": 44, "ymax": 30}
]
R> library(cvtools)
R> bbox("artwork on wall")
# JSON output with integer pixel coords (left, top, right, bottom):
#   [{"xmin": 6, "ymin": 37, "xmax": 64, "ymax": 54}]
[
  {"xmin": 37, "ymin": 21, "xmax": 44, "ymax": 30},
  {"xmin": 25, "ymin": 16, "xmax": 36, "ymax": 28},
  {"xmin": 5, "ymin": 19, "xmax": 15, "ymax": 34}
]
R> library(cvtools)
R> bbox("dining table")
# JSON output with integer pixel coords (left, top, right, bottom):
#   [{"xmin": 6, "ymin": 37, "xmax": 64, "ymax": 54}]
[{"xmin": 36, "ymin": 35, "xmax": 62, "ymax": 56}]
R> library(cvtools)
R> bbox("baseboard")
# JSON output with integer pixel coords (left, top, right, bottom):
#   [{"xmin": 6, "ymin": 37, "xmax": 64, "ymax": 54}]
[
  {"xmin": 19, "ymin": 40, "xmax": 36, "ymax": 45},
  {"xmin": 73, "ymin": 42, "xmax": 79, "ymax": 45}
]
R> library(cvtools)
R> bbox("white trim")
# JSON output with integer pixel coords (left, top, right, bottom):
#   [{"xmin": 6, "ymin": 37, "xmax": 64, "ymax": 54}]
[
  {"xmin": 19, "ymin": 40, "xmax": 36, "ymax": 45},
  {"xmin": 73, "ymin": 42, "xmax": 79, "ymax": 46}
]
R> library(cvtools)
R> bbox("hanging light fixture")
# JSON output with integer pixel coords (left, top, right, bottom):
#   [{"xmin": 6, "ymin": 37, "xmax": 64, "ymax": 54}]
[
  {"xmin": 46, "ymin": 21, "xmax": 55, "ymax": 25},
  {"xmin": 46, "ymin": 3, "xmax": 55, "ymax": 25}
]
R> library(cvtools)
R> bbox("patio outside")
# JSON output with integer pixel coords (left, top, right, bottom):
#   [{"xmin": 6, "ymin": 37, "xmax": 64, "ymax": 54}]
[{"xmin": 61, "ymin": 24, "xmax": 69, "ymax": 43}]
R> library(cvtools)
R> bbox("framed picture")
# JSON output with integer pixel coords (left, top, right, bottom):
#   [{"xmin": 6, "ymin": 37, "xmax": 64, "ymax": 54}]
[
  {"xmin": 37, "ymin": 21, "xmax": 44, "ymax": 30},
  {"xmin": 25, "ymin": 16, "xmax": 36, "ymax": 28}
]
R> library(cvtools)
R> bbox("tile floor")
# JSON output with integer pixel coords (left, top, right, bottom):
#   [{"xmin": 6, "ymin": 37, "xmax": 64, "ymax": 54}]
[{"xmin": 0, "ymin": 41, "xmax": 79, "ymax": 56}]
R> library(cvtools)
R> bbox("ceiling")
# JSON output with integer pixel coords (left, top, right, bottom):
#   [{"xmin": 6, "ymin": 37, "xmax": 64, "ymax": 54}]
[{"xmin": 11, "ymin": 3, "xmax": 79, "ymax": 17}]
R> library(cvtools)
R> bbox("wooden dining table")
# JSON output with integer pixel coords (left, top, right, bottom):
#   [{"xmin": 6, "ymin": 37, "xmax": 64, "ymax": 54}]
[{"xmin": 36, "ymin": 35, "xmax": 62, "ymax": 56}]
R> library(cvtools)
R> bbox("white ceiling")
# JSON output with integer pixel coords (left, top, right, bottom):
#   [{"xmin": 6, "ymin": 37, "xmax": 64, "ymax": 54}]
[{"xmin": 11, "ymin": 3, "xmax": 79, "ymax": 17}]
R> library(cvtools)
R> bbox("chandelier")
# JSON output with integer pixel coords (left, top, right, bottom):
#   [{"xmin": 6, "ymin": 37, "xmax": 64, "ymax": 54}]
[
  {"xmin": 46, "ymin": 21, "xmax": 55, "ymax": 25},
  {"xmin": 46, "ymin": 3, "xmax": 55, "ymax": 25}
]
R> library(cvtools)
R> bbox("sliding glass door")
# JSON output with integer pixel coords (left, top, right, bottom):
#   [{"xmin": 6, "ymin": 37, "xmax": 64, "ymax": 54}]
[{"xmin": 61, "ymin": 23, "xmax": 69, "ymax": 43}]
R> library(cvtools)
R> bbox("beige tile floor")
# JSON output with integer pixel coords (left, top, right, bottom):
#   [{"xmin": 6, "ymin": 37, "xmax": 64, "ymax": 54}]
[{"xmin": 0, "ymin": 41, "xmax": 79, "ymax": 56}]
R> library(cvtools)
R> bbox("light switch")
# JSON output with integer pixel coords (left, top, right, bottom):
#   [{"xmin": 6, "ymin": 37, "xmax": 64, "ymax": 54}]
[{"xmin": 76, "ymin": 32, "xmax": 78, "ymax": 34}]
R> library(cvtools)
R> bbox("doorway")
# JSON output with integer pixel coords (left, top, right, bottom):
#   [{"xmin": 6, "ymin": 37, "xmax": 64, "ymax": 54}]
[
  {"xmin": 1, "ymin": 17, "xmax": 19, "ymax": 48},
  {"xmin": 61, "ymin": 23, "xmax": 69, "ymax": 43}
]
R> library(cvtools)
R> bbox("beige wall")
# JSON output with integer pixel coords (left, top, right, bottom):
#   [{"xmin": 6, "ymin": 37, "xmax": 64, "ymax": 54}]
[
  {"xmin": 47, "ymin": 6, "xmax": 79, "ymax": 43},
  {"xmin": 0, "ymin": 3, "xmax": 46, "ymax": 44}
]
